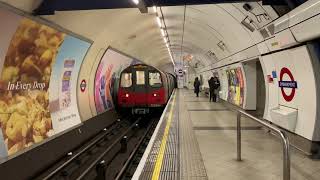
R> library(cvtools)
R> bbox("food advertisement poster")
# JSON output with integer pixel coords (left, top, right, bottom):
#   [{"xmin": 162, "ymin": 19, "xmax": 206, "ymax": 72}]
[
  {"xmin": 226, "ymin": 67, "xmax": 244, "ymax": 107},
  {"xmin": 0, "ymin": 9, "xmax": 90, "ymax": 159},
  {"xmin": 94, "ymin": 49, "xmax": 140, "ymax": 114}
]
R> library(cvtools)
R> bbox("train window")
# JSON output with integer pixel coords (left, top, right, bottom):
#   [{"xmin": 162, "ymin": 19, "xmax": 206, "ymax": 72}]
[
  {"xmin": 149, "ymin": 72, "xmax": 162, "ymax": 87},
  {"xmin": 136, "ymin": 71, "xmax": 145, "ymax": 85},
  {"xmin": 120, "ymin": 73, "xmax": 132, "ymax": 87}
]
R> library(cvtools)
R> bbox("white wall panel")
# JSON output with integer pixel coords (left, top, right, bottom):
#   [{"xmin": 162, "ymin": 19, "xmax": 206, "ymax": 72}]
[
  {"xmin": 242, "ymin": 61, "xmax": 257, "ymax": 110},
  {"xmin": 260, "ymin": 45, "xmax": 318, "ymax": 140},
  {"xmin": 291, "ymin": 15, "xmax": 320, "ymax": 42},
  {"xmin": 260, "ymin": 54, "xmax": 279, "ymax": 121}
]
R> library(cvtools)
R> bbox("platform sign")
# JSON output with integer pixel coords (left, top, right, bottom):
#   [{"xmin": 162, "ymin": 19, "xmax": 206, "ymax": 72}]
[
  {"xmin": 80, "ymin": 79, "xmax": 86, "ymax": 92},
  {"xmin": 177, "ymin": 69, "xmax": 183, "ymax": 76},
  {"xmin": 278, "ymin": 67, "xmax": 297, "ymax": 102},
  {"xmin": 272, "ymin": 71, "xmax": 277, "ymax": 78}
]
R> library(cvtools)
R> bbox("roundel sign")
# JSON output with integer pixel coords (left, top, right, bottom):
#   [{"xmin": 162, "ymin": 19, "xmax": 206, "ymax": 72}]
[
  {"xmin": 80, "ymin": 79, "xmax": 87, "ymax": 92},
  {"xmin": 278, "ymin": 67, "xmax": 297, "ymax": 102},
  {"xmin": 177, "ymin": 69, "xmax": 183, "ymax": 76}
]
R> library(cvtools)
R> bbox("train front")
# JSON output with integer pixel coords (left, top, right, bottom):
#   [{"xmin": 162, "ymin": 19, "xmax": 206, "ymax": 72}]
[{"xmin": 117, "ymin": 64, "xmax": 166, "ymax": 114}]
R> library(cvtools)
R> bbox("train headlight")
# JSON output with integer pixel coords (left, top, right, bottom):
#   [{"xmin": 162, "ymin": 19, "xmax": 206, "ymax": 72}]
[
  {"xmin": 125, "ymin": 94, "xmax": 129, "ymax": 97},
  {"xmin": 153, "ymin": 93, "xmax": 157, "ymax": 97}
]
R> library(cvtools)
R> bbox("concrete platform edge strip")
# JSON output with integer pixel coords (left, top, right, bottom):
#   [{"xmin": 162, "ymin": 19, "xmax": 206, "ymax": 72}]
[{"xmin": 131, "ymin": 90, "xmax": 176, "ymax": 180}]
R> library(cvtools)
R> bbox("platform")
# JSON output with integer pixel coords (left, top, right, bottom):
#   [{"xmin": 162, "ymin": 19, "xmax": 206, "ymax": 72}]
[{"xmin": 133, "ymin": 89, "xmax": 320, "ymax": 180}]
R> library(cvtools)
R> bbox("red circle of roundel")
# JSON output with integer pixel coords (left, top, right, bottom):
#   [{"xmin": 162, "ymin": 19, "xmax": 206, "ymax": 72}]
[
  {"xmin": 279, "ymin": 67, "xmax": 295, "ymax": 102},
  {"xmin": 80, "ymin": 79, "xmax": 86, "ymax": 92}
]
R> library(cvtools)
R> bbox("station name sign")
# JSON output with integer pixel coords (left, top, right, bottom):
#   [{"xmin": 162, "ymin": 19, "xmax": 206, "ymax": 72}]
[{"xmin": 278, "ymin": 81, "xmax": 297, "ymax": 89}]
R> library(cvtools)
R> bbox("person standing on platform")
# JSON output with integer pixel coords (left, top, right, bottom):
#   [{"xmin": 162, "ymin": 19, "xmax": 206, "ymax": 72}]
[
  {"xmin": 194, "ymin": 77, "xmax": 201, "ymax": 97},
  {"xmin": 212, "ymin": 76, "xmax": 220, "ymax": 102},
  {"xmin": 208, "ymin": 77, "xmax": 215, "ymax": 102}
]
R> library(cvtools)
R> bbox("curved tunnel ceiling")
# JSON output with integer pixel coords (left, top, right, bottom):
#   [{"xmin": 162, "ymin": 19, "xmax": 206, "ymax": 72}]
[
  {"xmin": 1, "ymin": 0, "xmax": 280, "ymax": 71},
  {"xmin": 161, "ymin": 2, "xmax": 279, "ymax": 70}
]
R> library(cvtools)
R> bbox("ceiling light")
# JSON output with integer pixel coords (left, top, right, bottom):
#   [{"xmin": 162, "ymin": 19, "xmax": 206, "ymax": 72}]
[
  {"xmin": 132, "ymin": 0, "xmax": 139, "ymax": 5},
  {"xmin": 163, "ymin": 37, "xmax": 168, "ymax": 43},
  {"xmin": 153, "ymin": 6, "xmax": 157, "ymax": 13},
  {"xmin": 160, "ymin": 28, "xmax": 165, "ymax": 36},
  {"xmin": 156, "ymin": 16, "xmax": 162, "ymax": 27}
]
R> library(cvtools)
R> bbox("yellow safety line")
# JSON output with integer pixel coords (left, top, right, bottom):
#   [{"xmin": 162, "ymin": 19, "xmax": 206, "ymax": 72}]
[{"xmin": 151, "ymin": 92, "xmax": 176, "ymax": 180}]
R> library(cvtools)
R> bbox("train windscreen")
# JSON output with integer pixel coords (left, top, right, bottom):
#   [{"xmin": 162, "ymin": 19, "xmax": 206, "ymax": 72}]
[
  {"xmin": 120, "ymin": 73, "xmax": 132, "ymax": 87},
  {"xmin": 136, "ymin": 71, "xmax": 145, "ymax": 85},
  {"xmin": 149, "ymin": 72, "xmax": 162, "ymax": 87}
]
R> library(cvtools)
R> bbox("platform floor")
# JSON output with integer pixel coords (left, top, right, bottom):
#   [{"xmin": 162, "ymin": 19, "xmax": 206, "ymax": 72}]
[{"xmin": 134, "ymin": 89, "xmax": 320, "ymax": 180}]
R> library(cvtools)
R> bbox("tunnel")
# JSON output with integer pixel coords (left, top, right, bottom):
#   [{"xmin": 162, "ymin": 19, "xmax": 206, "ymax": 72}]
[{"xmin": 0, "ymin": 0, "xmax": 320, "ymax": 180}]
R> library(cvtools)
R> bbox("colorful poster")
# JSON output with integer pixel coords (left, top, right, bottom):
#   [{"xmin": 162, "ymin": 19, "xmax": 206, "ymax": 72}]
[
  {"xmin": 226, "ymin": 67, "xmax": 244, "ymax": 107},
  {"xmin": 0, "ymin": 9, "xmax": 90, "ymax": 158},
  {"xmin": 0, "ymin": 17, "xmax": 64, "ymax": 156},
  {"xmin": 94, "ymin": 49, "xmax": 140, "ymax": 114},
  {"xmin": 49, "ymin": 36, "xmax": 90, "ymax": 134}
]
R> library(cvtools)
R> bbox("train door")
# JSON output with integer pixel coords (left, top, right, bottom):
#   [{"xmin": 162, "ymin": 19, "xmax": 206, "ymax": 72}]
[{"xmin": 134, "ymin": 68, "xmax": 148, "ymax": 106}]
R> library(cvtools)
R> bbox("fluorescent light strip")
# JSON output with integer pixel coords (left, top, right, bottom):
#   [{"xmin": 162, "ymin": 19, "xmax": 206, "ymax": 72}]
[
  {"xmin": 132, "ymin": 0, "xmax": 139, "ymax": 5},
  {"xmin": 156, "ymin": 17, "xmax": 162, "ymax": 27},
  {"xmin": 160, "ymin": 28, "xmax": 165, "ymax": 37},
  {"xmin": 164, "ymin": 38, "xmax": 168, "ymax": 44},
  {"xmin": 154, "ymin": 7, "xmax": 174, "ymax": 66}
]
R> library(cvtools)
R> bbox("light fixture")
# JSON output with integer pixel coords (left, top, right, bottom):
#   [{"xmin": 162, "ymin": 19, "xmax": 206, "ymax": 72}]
[
  {"xmin": 160, "ymin": 28, "xmax": 165, "ymax": 37},
  {"xmin": 153, "ymin": 6, "xmax": 157, "ymax": 13},
  {"xmin": 156, "ymin": 16, "xmax": 162, "ymax": 27},
  {"xmin": 163, "ymin": 37, "xmax": 167, "ymax": 43},
  {"xmin": 154, "ymin": 6, "xmax": 175, "ymax": 66},
  {"xmin": 132, "ymin": 0, "xmax": 139, "ymax": 5}
]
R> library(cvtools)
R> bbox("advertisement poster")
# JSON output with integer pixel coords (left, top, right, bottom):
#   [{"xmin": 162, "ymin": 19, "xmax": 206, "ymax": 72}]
[
  {"xmin": 226, "ymin": 67, "xmax": 244, "ymax": 107},
  {"xmin": 0, "ymin": 9, "xmax": 90, "ymax": 158},
  {"xmin": 94, "ymin": 49, "xmax": 140, "ymax": 114},
  {"xmin": 49, "ymin": 36, "xmax": 90, "ymax": 134}
]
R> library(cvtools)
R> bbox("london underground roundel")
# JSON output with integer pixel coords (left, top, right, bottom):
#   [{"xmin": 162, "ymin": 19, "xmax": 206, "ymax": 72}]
[
  {"xmin": 80, "ymin": 79, "xmax": 87, "ymax": 92},
  {"xmin": 278, "ymin": 67, "xmax": 297, "ymax": 102}
]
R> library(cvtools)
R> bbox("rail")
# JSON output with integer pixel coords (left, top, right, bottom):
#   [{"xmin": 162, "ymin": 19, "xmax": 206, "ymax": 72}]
[
  {"xmin": 76, "ymin": 118, "xmax": 141, "ymax": 180},
  {"xmin": 236, "ymin": 110, "xmax": 290, "ymax": 180}
]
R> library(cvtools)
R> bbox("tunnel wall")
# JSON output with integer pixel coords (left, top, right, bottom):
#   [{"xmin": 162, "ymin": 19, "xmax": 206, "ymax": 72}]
[
  {"xmin": 260, "ymin": 45, "xmax": 319, "ymax": 141},
  {"xmin": 195, "ymin": 1, "xmax": 320, "ymax": 142},
  {"xmin": 78, "ymin": 43, "xmax": 143, "ymax": 121},
  {"xmin": 0, "ymin": 6, "xmax": 146, "ymax": 165}
]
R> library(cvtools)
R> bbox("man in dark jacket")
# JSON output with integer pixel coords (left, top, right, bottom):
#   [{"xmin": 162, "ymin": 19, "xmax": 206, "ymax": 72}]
[
  {"xmin": 212, "ymin": 76, "xmax": 220, "ymax": 102},
  {"xmin": 194, "ymin": 77, "xmax": 200, "ymax": 97},
  {"xmin": 208, "ymin": 77, "xmax": 215, "ymax": 102}
]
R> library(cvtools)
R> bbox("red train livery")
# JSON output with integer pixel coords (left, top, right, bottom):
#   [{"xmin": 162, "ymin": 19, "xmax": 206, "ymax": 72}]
[{"xmin": 117, "ymin": 64, "xmax": 175, "ymax": 114}]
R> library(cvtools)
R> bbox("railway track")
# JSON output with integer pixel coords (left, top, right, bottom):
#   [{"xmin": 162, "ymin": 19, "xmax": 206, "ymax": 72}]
[{"xmin": 34, "ymin": 114, "xmax": 160, "ymax": 180}]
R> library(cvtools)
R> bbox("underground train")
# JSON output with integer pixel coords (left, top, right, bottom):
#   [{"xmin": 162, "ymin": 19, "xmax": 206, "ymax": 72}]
[{"xmin": 117, "ymin": 64, "xmax": 175, "ymax": 114}]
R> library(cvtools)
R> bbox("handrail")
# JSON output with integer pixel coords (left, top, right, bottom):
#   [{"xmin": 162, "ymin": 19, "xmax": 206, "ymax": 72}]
[{"xmin": 236, "ymin": 110, "xmax": 290, "ymax": 180}]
